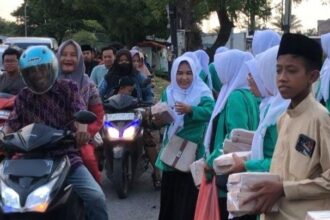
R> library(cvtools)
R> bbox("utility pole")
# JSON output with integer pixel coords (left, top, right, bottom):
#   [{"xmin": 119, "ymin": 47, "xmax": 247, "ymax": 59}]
[
  {"xmin": 282, "ymin": 0, "xmax": 292, "ymax": 33},
  {"xmin": 24, "ymin": 0, "xmax": 28, "ymax": 36},
  {"xmin": 167, "ymin": 1, "xmax": 178, "ymax": 79}
]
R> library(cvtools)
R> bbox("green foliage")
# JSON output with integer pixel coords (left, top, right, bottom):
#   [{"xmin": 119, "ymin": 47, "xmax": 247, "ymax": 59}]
[
  {"xmin": 0, "ymin": 18, "xmax": 19, "ymax": 36},
  {"xmin": 71, "ymin": 30, "xmax": 97, "ymax": 45}
]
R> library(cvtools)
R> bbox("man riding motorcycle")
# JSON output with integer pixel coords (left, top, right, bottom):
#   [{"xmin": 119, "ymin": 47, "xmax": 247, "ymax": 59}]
[{"xmin": 3, "ymin": 46, "xmax": 108, "ymax": 220}]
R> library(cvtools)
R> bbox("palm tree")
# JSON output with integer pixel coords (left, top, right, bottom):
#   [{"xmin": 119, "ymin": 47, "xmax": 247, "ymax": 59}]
[{"xmin": 271, "ymin": 14, "xmax": 302, "ymax": 32}]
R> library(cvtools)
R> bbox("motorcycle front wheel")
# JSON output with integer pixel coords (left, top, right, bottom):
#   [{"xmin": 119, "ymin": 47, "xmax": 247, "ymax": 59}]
[{"xmin": 112, "ymin": 153, "xmax": 131, "ymax": 199}]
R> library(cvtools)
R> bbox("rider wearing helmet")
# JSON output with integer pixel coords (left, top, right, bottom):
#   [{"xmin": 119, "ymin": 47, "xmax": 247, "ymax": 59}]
[{"xmin": 4, "ymin": 46, "xmax": 108, "ymax": 220}]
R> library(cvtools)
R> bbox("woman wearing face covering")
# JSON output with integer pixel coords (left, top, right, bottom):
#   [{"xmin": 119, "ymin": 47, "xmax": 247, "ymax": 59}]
[
  {"xmin": 99, "ymin": 49, "xmax": 161, "ymax": 188},
  {"xmin": 203, "ymin": 50, "xmax": 259, "ymax": 220},
  {"xmin": 56, "ymin": 40, "xmax": 104, "ymax": 183},
  {"xmin": 155, "ymin": 56, "xmax": 215, "ymax": 220},
  {"xmin": 99, "ymin": 49, "xmax": 153, "ymax": 102},
  {"xmin": 316, "ymin": 32, "xmax": 330, "ymax": 110}
]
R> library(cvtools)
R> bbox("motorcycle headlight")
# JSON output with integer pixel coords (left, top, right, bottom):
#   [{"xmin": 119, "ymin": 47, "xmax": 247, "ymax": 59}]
[
  {"xmin": 25, "ymin": 177, "xmax": 58, "ymax": 213},
  {"xmin": 122, "ymin": 126, "xmax": 136, "ymax": 141},
  {"xmin": 1, "ymin": 181, "xmax": 21, "ymax": 212},
  {"xmin": 107, "ymin": 127, "xmax": 120, "ymax": 140}
]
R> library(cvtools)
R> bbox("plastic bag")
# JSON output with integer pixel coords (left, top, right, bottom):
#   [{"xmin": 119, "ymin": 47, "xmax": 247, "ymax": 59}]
[{"xmin": 194, "ymin": 175, "xmax": 220, "ymax": 220}]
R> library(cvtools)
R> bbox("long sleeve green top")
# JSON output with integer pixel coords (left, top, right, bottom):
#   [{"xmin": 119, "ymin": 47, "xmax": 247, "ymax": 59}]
[
  {"xmin": 244, "ymin": 124, "xmax": 277, "ymax": 172},
  {"xmin": 155, "ymin": 91, "xmax": 215, "ymax": 171},
  {"xmin": 208, "ymin": 63, "xmax": 222, "ymax": 93},
  {"xmin": 206, "ymin": 89, "xmax": 260, "ymax": 167}
]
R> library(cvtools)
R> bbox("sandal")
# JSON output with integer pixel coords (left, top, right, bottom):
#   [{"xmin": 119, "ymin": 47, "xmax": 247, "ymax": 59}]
[{"xmin": 152, "ymin": 172, "xmax": 161, "ymax": 190}]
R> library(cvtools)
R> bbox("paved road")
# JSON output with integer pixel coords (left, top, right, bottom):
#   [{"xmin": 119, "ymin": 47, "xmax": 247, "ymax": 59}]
[{"xmin": 101, "ymin": 168, "xmax": 160, "ymax": 220}]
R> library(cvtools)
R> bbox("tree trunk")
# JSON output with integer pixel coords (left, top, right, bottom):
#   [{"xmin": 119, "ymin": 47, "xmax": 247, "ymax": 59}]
[{"xmin": 207, "ymin": 1, "xmax": 233, "ymax": 61}]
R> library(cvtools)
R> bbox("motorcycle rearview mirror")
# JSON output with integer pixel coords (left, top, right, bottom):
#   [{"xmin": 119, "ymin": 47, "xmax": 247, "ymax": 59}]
[{"xmin": 73, "ymin": 110, "xmax": 97, "ymax": 124}]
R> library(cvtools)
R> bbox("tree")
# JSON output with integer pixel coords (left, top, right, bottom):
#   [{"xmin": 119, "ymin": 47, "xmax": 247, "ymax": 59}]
[
  {"xmin": 203, "ymin": 0, "xmax": 272, "ymax": 58},
  {"xmin": 271, "ymin": 14, "xmax": 302, "ymax": 33},
  {"xmin": 0, "ymin": 18, "xmax": 19, "ymax": 36}
]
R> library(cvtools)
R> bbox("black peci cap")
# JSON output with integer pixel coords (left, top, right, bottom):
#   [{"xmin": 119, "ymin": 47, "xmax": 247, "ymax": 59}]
[
  {"xmin": 80, "ymin": 44, "xmax": 92, "ymax": 52},
  {"xmin": 277, "ymin": 33, "xmax": 323, "ymax": 70}
]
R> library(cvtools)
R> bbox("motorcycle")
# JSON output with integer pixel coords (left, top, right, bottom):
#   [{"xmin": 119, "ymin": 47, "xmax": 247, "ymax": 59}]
[
  {"xmin": 102, "ymin": 94, "xmax": 151, "ymax": 199},
  {"xmin": 0, "ymin": 92, "xmax": 15, "ymax": 162},
  {"xmin": 0, "ymin": 110, "xmax": 96, "ymax": 220}
]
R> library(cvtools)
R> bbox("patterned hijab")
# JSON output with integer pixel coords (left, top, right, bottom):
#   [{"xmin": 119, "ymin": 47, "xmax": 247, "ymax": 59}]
[{"xmin": 56, "ymin": 39, "xmax": 100, "ymax": 105}]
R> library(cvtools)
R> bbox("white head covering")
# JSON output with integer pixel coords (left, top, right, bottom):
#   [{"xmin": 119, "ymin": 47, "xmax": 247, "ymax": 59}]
[
  {"xmin": 203, "ymin": 50, "xmax": 253, "ymax": 155},
  {"xmin": 252, "ymin": 30, "xmax": 281, "ymax": 56},
  {"xmin": 215, "ymin": 46, "xmax": 229, "ymax": 55},
  {"xmin": 317, "ymin": 33, "xmax": 330, "ymax": 102},
  {"xmin": 250, "ymin": 46, "xmax": 290, "ymax": 160},
  {"xmin": 245, "ymin": 59, "xmax": 268, "ymax": 97},
  {"xmin": 194, "ymin": 49, "xmax": 213, "ymax": 88},
  {"xmin": 182, "ymin": 51, "xmax": 203, "ymax": 76},
  {"xmin": 166, "ymin": 56, "xmax": 213, "ymax": 139}
]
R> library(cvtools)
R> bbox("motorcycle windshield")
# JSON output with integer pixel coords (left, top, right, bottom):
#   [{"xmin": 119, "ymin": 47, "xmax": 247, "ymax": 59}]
[
  {"xmin": 2, "ymin": 123, "xmax": 65, "ymax": 152},
  {"xmin": 3, "ymin": 159, "xmax": 53, "ymax": 177}
]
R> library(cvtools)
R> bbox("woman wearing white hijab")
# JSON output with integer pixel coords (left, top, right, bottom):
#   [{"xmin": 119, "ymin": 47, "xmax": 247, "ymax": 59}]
[
  {"xmin": 228, "ymin": 46, "xmax": 290, "ymax": 174},
  {"xmin": 194, "ymin": 49, "xmax": 213, "ymax": 89},
  {"xmin": 252, "ymin": 30, "xmax": 281, "ymax": 56},
  {"xmin": 203, "ymin": 49, "xmax": 259, "ymax": 220},
  {"xmin": 316, "ymin": 32, "xmax": 330, "ymax": 110},
  {"xmin": 182, "ymin": 51, "xmax": 209, "ymax": 85},
  {"xmin": 209, "ymin": 46, "xmax": 229, "ymax": 94},
  {"xmin": 155, "ymin": 56, "xmax": 214, "ymax": 220}
]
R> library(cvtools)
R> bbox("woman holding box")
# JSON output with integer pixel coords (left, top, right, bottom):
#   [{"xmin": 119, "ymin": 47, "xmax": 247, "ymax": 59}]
[
  {"xmin": 156, "ymin": 55, "xmax": 214, "ymax": 220},
  {"xmin": 203, "ymin": 49, "xmax": 259, "ymax": 220}
]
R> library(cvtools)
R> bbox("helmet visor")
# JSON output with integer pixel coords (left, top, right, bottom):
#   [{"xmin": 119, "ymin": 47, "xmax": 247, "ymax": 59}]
[{"xmin": 21, "ymin": 63, "xmax": 58, "ymax": 94}]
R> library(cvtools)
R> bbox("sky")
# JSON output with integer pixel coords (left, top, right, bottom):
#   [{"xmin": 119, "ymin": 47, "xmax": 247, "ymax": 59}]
[{"xmin": 1, "ymin": 0, "xmax": 329, "ymax": 33}]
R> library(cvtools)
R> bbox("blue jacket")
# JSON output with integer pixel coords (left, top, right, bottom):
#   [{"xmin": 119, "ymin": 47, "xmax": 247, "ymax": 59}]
[{"xmin": 99, "ymin": 72, "xmax": 154, "ymax": 104}]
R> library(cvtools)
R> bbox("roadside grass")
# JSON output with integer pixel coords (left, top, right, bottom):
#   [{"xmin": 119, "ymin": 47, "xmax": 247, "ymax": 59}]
[{"xmin": 153, "ymin": 76, "xmax": 169, "ymax": 101}]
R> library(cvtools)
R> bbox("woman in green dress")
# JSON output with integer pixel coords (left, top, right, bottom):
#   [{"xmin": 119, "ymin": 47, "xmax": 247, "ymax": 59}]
[
  {"xmin": 203, "ymin": 49, "xmax": 259, "ymax": 220},
  {"xmin": 156, "ymin": 55, "xmax": 215, "ymax": 220}
]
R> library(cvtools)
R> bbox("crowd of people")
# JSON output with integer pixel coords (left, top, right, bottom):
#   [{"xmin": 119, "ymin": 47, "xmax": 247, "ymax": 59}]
[{"xmin": 0, "ymin": 30, "xmax": 330, "ymax": 220}]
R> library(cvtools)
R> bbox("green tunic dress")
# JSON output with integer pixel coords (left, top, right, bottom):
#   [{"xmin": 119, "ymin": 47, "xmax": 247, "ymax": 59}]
[
  {"xmin": 208, "ymin": 62, "xmax": 222, "ymax": 93},
  {"xmin": 206, "ymin": 89, "xmax": 259, "ymax": 197},
  {"xmin": 156, "ymin": 91, "xmax": 215, "ymax": 171}
]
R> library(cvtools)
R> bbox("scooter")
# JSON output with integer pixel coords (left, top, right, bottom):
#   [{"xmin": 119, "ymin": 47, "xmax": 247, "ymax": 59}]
[
  {"xmin": 0, "ymin": 92, "xmax": 15, "ymax": 162},
  {"xmin": 0, "ymin": 110, "xmax": 96, "ymax": 220},
  {"xmin": 102, "ymin": 94, "xmax": 150, "ymax": 199}
]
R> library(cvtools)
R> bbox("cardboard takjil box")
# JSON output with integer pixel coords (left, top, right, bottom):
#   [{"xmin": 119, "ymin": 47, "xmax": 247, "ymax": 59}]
[
  {"xmin": 306, "ymin": 211, "xmax": 330, "ymax": 220},
  {"xmin": 151, "ymin": 102, "xmax": 175, "ymax": 127},
  {"xmin": 213, "ymin": 151, "xmax": 251, "ymax": 175},
  {"xmin": 227, "ymin": 172, "xmax": 280, "ymax": 217},
  {"xmin": 223, "ymin": 139, "xmax": 252, "ymax": 154}
]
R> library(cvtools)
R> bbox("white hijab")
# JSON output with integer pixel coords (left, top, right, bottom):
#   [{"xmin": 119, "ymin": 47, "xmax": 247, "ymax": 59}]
[
  {"xmin": 203, "ymin": 50, "xmax": 253, "ymax": 155},
  {"xmin": 215, "ymin": 46, "xmax": 229, "ymax": 55},
  {"xmin": 166, "ymin": 56, "xmax": 213, "ymax": 139},
  {"xmin": 252, "ymin": 30, "xmax": 281, "ymax": 56},
  {"xmin": 317, "ymin": 33, "xmax": 330, "ymax": 102},
  {"xmin": 194, "ymin": 49, "xmax": 213, "ymax": 88},
  {"xmin": 250, "ymin": 46, "xmax": 290, "ymax": 160}
]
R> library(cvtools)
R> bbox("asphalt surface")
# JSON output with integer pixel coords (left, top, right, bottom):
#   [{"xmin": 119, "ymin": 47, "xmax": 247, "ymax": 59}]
[{"xmin": 101, "ymin": 167, "xmax": 161, "ymax": 220}]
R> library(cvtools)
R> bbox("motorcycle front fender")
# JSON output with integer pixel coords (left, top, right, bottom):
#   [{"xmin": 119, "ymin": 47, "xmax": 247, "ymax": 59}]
[{"xmin": 113, "ymin": 146, "xmax": 126, "ymax": 159}]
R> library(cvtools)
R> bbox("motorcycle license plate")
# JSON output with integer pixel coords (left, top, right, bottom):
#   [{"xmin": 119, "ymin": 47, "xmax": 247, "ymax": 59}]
[
  {"xmin": 0, "ymin": 110, "xmax": 10, "ymax": 119},
  {"xmin": 105, "ymin": 113, "xmax": 135, "ymax": 121}
]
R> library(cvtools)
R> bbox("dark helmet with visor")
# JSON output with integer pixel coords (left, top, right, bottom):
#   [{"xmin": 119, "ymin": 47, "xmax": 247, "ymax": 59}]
[{"xmin": 19, "ymin": 46, "xmax": 58, "ymax": 94}]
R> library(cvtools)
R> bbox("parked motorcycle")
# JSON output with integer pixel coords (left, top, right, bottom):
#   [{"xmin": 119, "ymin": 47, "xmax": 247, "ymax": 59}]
[
  {"xmin": 102, "ymin": 94, "xmax": 151, "ymax": 199},
  {"xmin": 0, "ymin": 110, "xmax": 96, "ymax": 220}
]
